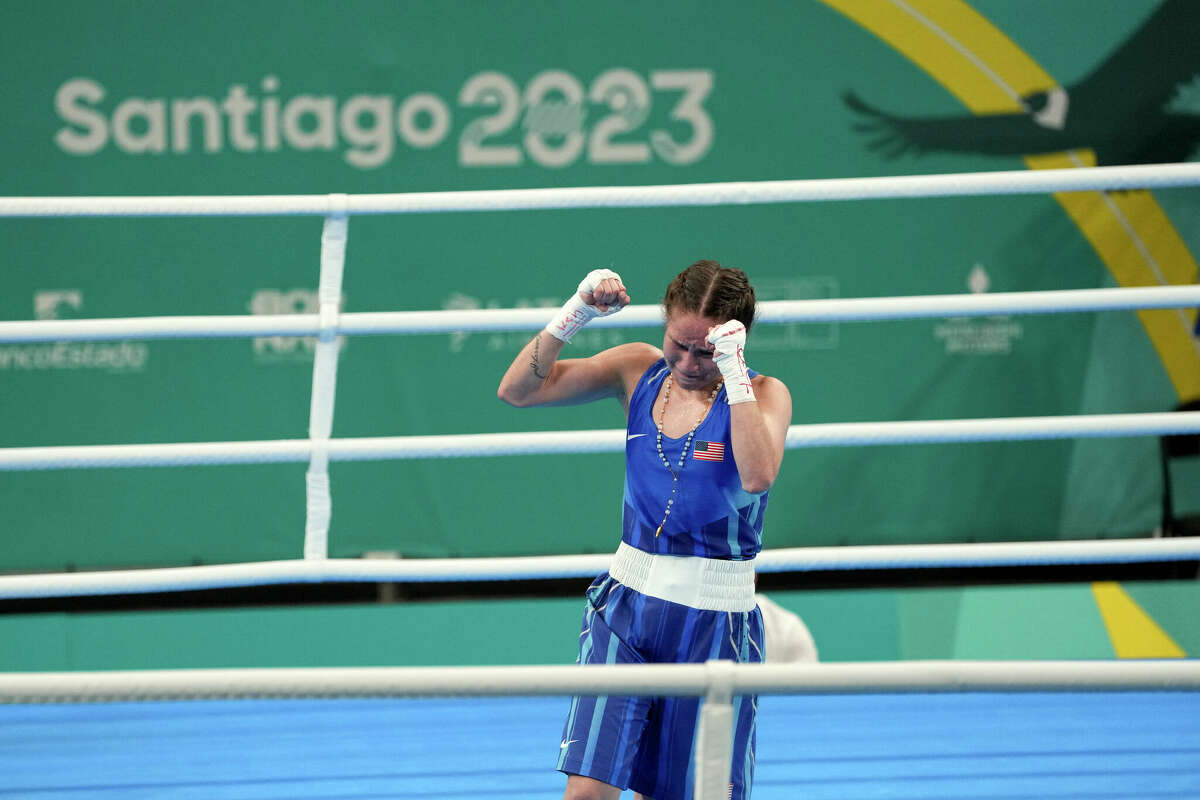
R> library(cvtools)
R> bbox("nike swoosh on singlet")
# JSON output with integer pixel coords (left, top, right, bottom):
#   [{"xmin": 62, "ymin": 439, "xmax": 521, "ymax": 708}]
[{"xmin": 627, "ymin": 433, "xmax": 648, "ymax": 440}]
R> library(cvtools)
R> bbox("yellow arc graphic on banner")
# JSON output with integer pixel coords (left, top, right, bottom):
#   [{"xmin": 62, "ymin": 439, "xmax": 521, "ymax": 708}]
[
  {"xmin": 1092, "ymin": 582, "xmax": 1186, "ymax": 658},
  {"xmin": 823, "ymin": 0, "xmax": 1200, "ymax": 399}
]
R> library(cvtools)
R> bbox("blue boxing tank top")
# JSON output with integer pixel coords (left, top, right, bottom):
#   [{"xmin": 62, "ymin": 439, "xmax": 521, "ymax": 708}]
[{"xmin": 621, "ymin": 358, "xmax": 768, "ymax": 560}]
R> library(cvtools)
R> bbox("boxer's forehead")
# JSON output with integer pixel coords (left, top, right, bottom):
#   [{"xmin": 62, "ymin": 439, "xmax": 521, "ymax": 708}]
[{"xmin": 665, "ymin": 312, "xmax": 720, "ymax": 348}]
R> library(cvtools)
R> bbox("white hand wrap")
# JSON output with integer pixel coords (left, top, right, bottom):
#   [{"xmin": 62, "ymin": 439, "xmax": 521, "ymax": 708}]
[
  {"xmin": 708, "ymin": 320, "xmax": 756, "ymax": 404},
  {"xmin": 545, "ymin": 268, "xmax": 624, "ymax": 343}
]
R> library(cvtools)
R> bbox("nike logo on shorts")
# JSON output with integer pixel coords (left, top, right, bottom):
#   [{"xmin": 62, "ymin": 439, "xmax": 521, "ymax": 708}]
[{"xmin": 560, "ymin": 739, "xmax": 578, "ymax": 749}]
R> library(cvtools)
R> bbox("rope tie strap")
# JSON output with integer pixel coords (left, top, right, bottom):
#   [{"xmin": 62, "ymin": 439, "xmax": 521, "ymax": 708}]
[
  {"xmin": 304, "ymin": 446, "xmax": 332, "ymax": 561},
  {"xmin": 304, "ymin": 195, "xmax": 349, "ymax": 560},
  {"xmin": 316, "ymin": 194, "xmax": 349, "ymax": 342},
  {"xmin": 695, "ymin": 659, "xmax": 738, "ymax": 800}
]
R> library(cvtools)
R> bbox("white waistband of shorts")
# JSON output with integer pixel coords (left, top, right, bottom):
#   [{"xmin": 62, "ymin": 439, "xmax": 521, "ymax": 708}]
[{"xmin": 609, "ymin": 540, "xmax": 756, "ymax": 612}]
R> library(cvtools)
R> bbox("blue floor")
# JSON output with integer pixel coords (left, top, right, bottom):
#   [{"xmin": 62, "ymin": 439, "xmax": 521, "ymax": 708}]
[{"xmin": 2, "ymin": 691, "xmax": 1199, "ymax": 798}]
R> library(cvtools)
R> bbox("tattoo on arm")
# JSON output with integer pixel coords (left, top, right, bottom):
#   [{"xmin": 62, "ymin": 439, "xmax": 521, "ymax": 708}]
[{"xmin": 530, "ymin": 334, "xmax": 549, "ymax": 380}]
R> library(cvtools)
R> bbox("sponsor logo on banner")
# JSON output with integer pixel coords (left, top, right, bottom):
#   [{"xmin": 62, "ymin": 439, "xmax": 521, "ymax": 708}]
[
  {"xmin": 248, "ymin": 289, "xmax": 346, "ymax": 364},
  {"xmin": 34, "ymin": 289, "xmax": 83, "ymax": 321},
  {"xmin": 53, "ymin": 68, "xmax": 714, "ymax": 171},
  {"xmin": 0, "ymin": 291, "xmax": 149, "ymax": 372},
  {"xmin": 934, "ymin": 264, "xmax": 1023, "ymax": 355},
  {"xmin": 750, "ymin": 277, "xmax": 840, "ymax": 352},
  {"xmin": 442, "ymin": 292, "xmax": 631, "ymax": 355},
  {"xmin": 444, "ymin": 277, "xmax": 841, "ymax": 356}
]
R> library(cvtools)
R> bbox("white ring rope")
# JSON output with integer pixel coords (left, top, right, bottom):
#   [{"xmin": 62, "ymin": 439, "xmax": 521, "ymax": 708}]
[
  {"xmin": 2, "ymin": 162, "xmax": 1199, "ymax": 217},
  {"xmin": 2, "ymin": 412, "xmax": 1198, "ymax": 471},
  {"xmin": 1, "ymin": 537, "xmax": 1198, "ymax": 600},
  {"xmin": 3, "ymin": 284, "xmax": 1200, "ymax": 343},
  {"xmin": 1, "ymin": 661, "xmax": 1197, "ymax": 704}
]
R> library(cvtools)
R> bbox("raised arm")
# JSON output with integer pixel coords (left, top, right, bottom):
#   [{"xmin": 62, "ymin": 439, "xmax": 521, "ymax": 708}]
[
  {"xmin": 708, "ymin": 321, "xmax": 792, "ymax": 493},
  {"xmin": 728, "ymin": 375, "xmax": 792, "ymax": 493},
  {"xmin": 498, "ymin": 269, "xmax": 641, "ymax": 408}
]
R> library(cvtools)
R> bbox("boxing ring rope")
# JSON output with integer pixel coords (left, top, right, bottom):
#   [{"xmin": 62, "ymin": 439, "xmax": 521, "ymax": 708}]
[
  {"xmin": 3, "ymin": 407, "xmax": 1200, "ymax": 470},
  {"xmin": 4, "ymin": 659, "xmax": 1199, "ymax": 800},
  {"xmin": 5, "ymin": 660, "xmax": 1200, "ymax": 704},
  {"xmin": 3, "ymin": 161, "xmax": 1200, "ymax": 217},
  {"xmin": 2, "ymin": 537, "xmax": 1200, "ymax": 601},
  {"xmin": 5, "ymin": 163, "xmax": 1200, "ymax": 800},
  {"xmin": 3, "ymin": 283, "xmax": 1200, "ymax": 342}
]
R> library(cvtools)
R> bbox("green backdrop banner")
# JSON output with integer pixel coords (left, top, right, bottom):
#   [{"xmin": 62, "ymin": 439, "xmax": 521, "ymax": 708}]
[
  {"xmin": 1, "ymin": 1, "xmax": 1197, "ymax": 571},
  {"xmin": 3, "ymin": 580, "xmax": 1196, "ymax": 669}
]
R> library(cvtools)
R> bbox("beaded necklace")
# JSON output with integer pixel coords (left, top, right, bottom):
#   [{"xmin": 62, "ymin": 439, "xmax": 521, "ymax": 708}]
[{"xmin": 654, "ymin": 374, "xmax": 723, "ymax": 537}]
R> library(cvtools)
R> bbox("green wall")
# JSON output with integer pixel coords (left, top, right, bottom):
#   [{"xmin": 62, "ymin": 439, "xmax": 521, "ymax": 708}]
[
  {"xmin": 3, "ymin": 580, "xmax": 1195, "ymax": 671},
  {"xmin": 1, "ymin": 1, "xmax": 1198, "ymax": 572}
]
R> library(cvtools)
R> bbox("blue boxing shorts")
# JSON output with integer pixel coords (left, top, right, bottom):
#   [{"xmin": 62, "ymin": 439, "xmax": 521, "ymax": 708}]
[{"xmin": 556, "ymin": 573, "xmax": 764, "ymax": 800}]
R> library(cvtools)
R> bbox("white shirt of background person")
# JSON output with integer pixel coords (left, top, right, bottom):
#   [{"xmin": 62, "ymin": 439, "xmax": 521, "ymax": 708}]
[{"xmin": 756, "ymin": 594, "xmax": 819, "ymax": 663}]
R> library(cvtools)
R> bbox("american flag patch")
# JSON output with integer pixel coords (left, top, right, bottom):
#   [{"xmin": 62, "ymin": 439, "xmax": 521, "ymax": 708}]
[{"xmin": 693, "ymin": 441, "xmax": 725, "ymax": 462}]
